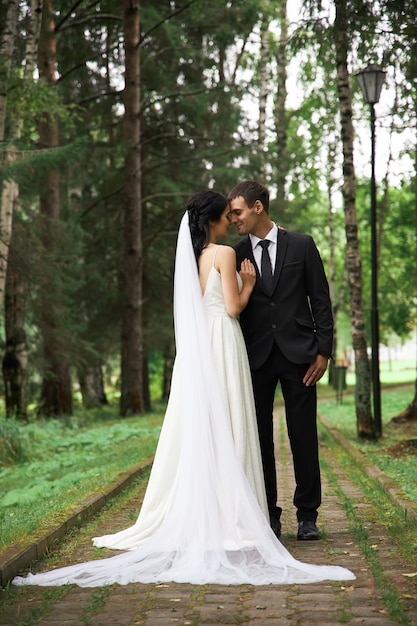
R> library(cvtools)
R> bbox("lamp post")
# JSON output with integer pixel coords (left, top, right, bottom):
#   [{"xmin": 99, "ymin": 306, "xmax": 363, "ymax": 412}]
[{"xmin": 356, "ymin": 63, "xmax": 386, "ymax": 437}]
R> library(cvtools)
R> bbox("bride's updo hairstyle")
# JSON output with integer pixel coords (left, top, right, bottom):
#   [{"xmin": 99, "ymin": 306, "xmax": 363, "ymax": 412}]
[{"xmin": 187, "ymin": 190, "xmax": 229, "ymax": 263}]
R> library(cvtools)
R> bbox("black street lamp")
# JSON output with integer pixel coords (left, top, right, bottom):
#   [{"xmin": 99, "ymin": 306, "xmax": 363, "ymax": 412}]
[{"xmin": 356, "ymin": 63, "xmax": 386, "ymax": 437}]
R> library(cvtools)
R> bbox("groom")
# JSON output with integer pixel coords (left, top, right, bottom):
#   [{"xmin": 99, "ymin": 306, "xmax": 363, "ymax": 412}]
[{"xmin": 228, "ymin": 180, "xmax": 333, "ymax": 541}]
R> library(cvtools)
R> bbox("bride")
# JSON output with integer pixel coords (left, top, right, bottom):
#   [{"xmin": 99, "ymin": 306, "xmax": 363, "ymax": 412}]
[{"xmin": 13, "ymin": 191, "xmax": 355, "ymax": 588}]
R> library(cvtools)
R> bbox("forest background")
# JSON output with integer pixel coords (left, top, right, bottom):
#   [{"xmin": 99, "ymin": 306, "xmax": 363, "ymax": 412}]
[{"xmin": 0, "ymin": 0, "xmax": 416, "ymax": 441}]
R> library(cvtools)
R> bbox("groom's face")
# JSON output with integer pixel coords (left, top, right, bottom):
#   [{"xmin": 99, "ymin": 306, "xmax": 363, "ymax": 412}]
[{"xmin": 229, "ymin": 196, "xmax": 259, "ymax": 236}]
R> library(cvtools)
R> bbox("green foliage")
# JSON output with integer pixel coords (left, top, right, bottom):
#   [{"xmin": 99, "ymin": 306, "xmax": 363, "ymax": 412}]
[
  {"xmin": 0, "ymin": 407, "xmax": 163, "ymax": 550},
  {"xmin": 5, "ymin": 68, "xmax": 79, "ymax": 134},
  {"xmin": 0, "ymin": 417, "xmax": 30, "ymax": 466},
  {"xmin": 356, "ymin": 181, "xmax": 416, "ymax": 342},
  {"xmin": 0, "ymin": 139, "xmax": 89, "ymax": 191}
]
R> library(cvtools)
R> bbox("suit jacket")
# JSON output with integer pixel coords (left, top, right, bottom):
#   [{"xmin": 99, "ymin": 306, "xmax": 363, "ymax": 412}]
[{"xmin": 234, "ymin": 229, "xmax": 334, "ymax": 370}]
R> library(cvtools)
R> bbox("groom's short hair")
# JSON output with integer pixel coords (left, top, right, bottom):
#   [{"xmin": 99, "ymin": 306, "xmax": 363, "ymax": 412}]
[{"xmin": 228, "ymin": 180, "xmax": 269, "ymax": 213}]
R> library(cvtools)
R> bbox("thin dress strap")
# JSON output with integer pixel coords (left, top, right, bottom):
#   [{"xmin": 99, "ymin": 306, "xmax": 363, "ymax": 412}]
[{"xmin": 212, "ymin": 245, "xmax": 219, "ymax": 268}]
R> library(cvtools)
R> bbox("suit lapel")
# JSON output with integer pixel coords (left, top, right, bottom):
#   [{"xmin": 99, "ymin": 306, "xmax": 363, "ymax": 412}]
[
  {"xmin": 240, "ymin": 233, "xmax": 287, "ymax": 296},
  {"xmin": 271, "ymin": 229, "xmax": 287, "ymax": 293},
  {"xmin": 240, "ymin": 237, "xmax": 256, "ymax": 266}
]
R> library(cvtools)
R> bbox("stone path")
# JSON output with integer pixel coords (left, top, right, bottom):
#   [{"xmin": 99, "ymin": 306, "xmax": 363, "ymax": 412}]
[{"xmin": 1, "ymin": 408, "xmax": 417, "ymax": 625}]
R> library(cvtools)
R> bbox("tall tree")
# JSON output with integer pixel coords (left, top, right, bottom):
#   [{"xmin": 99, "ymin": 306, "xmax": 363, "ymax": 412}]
[
  {"xmin": 333, "ymin": 0, "xmax": 375, "ymax": 437},
  {"xmin": 37, "ymin": 0, "xmax": 72, "ymax": 415},
  {"xmin": 0, "ymin": 0, "xmax": 19, "ymax": 306},
  {"xmin": 258, "ymin": 18, "xmax": 269, "ymax": 179},
  {"xmin": 1, "ymin": 0, "xmax": 44, "ymax": 419},
  {"xmin": 120, "ymin": 0, "xmax": 143, "ymax": 415},
  {"xmin": 274, "ymin": 0, "xmax": 289, "ymax": 215}
]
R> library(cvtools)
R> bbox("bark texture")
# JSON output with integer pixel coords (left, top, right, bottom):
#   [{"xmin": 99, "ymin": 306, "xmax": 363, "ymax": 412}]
[
  {"xmin": 0, "ymin": 0, "xmax": 20, "ymax": 306},
  {"xmin": 120, "ymin": 0, "xmax": 144, "ymax": 415},
  {"xmin": 333, "ymin": 0, "xmax": 375, "ymax": 438},
  {"xmin": 274, "ymin": 0, "xmax": 288, "ymax": 216},
  {"xmin": 37, "ymin": 0, "xmax": 72, "ymax": 416}
]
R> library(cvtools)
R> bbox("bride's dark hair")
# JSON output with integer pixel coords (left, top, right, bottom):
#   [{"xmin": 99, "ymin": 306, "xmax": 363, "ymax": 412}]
[{"xmin": 187, "ymin": 191, "xmax": 229, "ymax": 263}]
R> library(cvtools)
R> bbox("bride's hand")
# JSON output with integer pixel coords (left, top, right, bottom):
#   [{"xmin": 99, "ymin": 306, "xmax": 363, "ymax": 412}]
[{"xmin": 239, "ymin": 259, "xmax": 256, "ymax": 288}]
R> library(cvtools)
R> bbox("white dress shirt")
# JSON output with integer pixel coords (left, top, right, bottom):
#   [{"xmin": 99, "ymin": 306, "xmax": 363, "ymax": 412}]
[{"xmin": 249, "ymin": 224, "xmax": 278, "ymax": 275}]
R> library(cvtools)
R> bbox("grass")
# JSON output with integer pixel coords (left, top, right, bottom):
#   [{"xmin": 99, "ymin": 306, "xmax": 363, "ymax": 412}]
[
  {"xmin": 0, "ymin": 405, "xmax": 163, "ymax": 552},
  {"xmin": 321, "ymin": 452, "xmax": 414, "ymax": 626},
  {"xmin": 317, "ymin": 382, "xmax": 417, "ymax": 506},
  {"xmin": 340, "ymin": 359, "xmax": 416, "ymax": 386}
]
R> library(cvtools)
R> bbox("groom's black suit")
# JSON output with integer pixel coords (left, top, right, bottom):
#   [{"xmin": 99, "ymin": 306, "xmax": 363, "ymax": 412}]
[{"xmin": 234, "ymin": 228, "xmax": 333, "ymax": 524}]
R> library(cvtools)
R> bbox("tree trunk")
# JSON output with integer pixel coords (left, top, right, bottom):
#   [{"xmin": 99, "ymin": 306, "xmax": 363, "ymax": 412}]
[
  {"xmin": 258, "ymin": 18, "xmax": 269, "ymax": 179},
  {"xmin": 2, "ymin": 241, "xmax": 28, "ymax": 420},
  {"xmin": 274, "ymin": 0, "xmax": 288, "ymax": 216},
  {"xmin": 142, "ymin": 352, "xmax": 150, "ymax": 412},
  {"xmin": 78, "ymin": 364, "xmax": 108, "ymax": 408},
  {"xmin": 37, "ymin": 0, "xmax": 72, "ymax": 416},
  {"xmin": 162, "ymin": 340, "xmax": 175, "ymax": 400},
  {"xmin": 391, "ymin": 379, "xmax": 417, "ymax": 422},
  {"xmin": 0, "ymin": 0, "xmax": 19, "ymax": 139},
  {"xmin": 120, "ymin": 0, "xmax": 144, "ymax": 416},
  {"xmin": 1, "ymin": 0, "xmax": 43, "ymax": 418},
  {"xmin": 333, "ymin": 0, "xmax": 375, "ymax": 438},
  {"xmin": 0, "ymin": 0, "xmax": 20, "ymax": 306},
  {"xmin": 0, "ymin": 177, "xmax": 18, "ymax": 306},
  {"xmin": 26, "ymin": 0, "xmax": 44, "ymax": 72},
  {"xmin": 327, "ymin": 142, "xmax": 338, "ymax": 384}
]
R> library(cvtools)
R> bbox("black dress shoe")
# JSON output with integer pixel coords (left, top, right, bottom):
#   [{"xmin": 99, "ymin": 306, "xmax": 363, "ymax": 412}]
[
  {"xmin": 297, "ymin": 520, "xmax": 319, "ymax": 540},
  {"xmin": 270, "ymin": 517, "xmax": 281, "ymax": 538}
]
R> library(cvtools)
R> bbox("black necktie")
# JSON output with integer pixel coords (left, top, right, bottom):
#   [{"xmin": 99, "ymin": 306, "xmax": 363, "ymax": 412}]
[{"xmin": 259, "ymin": 239, "xmax": 273, "ymax": 292}]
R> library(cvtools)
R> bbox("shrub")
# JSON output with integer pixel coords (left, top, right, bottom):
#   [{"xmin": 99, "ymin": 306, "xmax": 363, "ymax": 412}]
[{"xmin": 0, "ymin": 417, "xmax": 29, "ymax": 466}]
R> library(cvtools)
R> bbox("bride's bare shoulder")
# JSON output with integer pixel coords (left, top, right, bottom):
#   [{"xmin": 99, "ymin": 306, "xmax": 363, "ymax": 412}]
[{"xmin": 215, "ymin": 244, "xmax": 236, "ymax": 258}]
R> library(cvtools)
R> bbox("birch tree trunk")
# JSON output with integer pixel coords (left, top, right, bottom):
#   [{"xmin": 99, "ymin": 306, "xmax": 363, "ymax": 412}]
[
  {"xmin": 258, "ymin": 18, "xmax": 269, "ymax": 179},
  {"xmin": 274, "ymin": 0, "xmax": 288, "ymax": 215},
  {"xmin": 38, "ymin": 0, "xmax": 72, "ymax": 416},
  {"xmin": 0, "ymin": 177, "xmax": 17, "ymax": 305},
  {"xmin": 333, "ymin": 0, "xmax": 375, "ymax": 437},
  {"xmin": 120, "ymin": 0, "xmax": 144, "ymax": 416},
  {"xmin": 327, "ymin": 142, "xmax": 339, "ymax": 378}
]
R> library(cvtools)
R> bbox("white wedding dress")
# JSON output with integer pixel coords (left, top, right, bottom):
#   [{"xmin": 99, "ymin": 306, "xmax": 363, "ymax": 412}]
[{"xmin": 12, "ymin": 213, "xmax": 355, "ymax": 588}]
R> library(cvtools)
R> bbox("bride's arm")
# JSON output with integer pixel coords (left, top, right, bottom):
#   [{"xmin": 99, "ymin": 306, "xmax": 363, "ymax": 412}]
[{"xmin": 215, "ymin": 246, "xmax": 256, "ymax": 318}]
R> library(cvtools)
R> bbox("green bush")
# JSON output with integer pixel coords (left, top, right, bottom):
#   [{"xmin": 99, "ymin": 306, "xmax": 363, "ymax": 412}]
[{"xmin": 0, "ymin": 417, "xmax": 30, "ymax": 466}]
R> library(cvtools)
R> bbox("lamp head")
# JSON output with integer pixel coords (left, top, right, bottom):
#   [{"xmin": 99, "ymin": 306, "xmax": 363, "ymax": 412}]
[{"xmin": 356, "ymin": 63, "xmax": 386, "ymax": 104}]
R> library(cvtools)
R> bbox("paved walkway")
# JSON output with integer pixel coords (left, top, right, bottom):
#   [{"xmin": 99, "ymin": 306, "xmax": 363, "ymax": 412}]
[{"xmin": 2, "ymin": 407, "xmax": 417, "ymax": 625}]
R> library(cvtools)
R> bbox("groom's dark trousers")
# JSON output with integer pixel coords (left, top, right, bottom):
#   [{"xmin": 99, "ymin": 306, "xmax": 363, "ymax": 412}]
[{"xmin": 234, "ymin": 229, "xmax": 334, "ymax": 523}]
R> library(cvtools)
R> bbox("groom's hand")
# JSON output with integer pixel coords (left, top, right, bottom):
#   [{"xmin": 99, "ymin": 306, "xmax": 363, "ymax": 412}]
[{"xmin": 303, "ymin": 355, "xmax": 329, "ymax": 387}]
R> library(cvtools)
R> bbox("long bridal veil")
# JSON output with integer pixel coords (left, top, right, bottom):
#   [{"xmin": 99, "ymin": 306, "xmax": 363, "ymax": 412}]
[{"xmin": 12, "ymin": 212, "xmax": 355, "ymax": 588}]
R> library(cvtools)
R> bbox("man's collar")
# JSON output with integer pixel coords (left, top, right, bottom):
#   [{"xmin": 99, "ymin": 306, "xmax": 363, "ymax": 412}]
[{"xmin": 249, "ymin": 223, "xmax": 278, "ymax": 248}]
